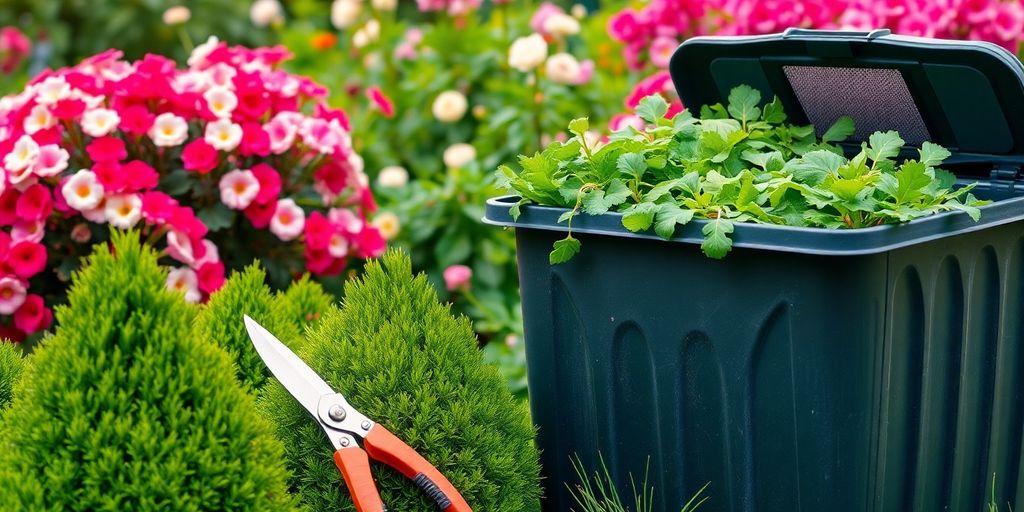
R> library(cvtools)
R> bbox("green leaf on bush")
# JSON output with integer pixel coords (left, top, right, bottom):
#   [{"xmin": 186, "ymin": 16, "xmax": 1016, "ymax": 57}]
[
  {"xmin": 701, "ymin": 216, "xmax": 735, "ymax": 259},
  {"xmin": 654, "ymin": 204, "xmax": 695, "ymax": 239},
  {"xmin": 919, "ymin": 141, "xmax": 952, "ymax": 168},
  {"xmin": 582, "ymin": 180, "xmax": 630, "ymax": 215},
  {"xmin": 617, "ymin": 153, "xmax": 648, "ymax": 179},
  {"xmin": 159, "ymin": 169, "xmax": 192, "ymax": 196},
  {"xmin": 621, "ymin": 202, "xmax": 658, "ymax": 232},
  {"xmin": 636, "ymin": 95, "xmax": 668, "ymax": 124},
  {"xmin": 727, "ymin": 84, "xmax": 761, "ymax": 124},
  {"xmin": 821, "ymin": 116, "xmax": 855, "ymax": 143},
  {"xmin": 197, "ymin": 203, "xmax": 236, "ymax": 232},
  {"xmin": 568, "ymin": 117, "xmax": 589, "ymax": 139},
  {"xmin": 550, "ymin": 237, "xmax": 581, "ymax": 264},
  {"xmin": 867, "ymin": 131, "xmax": 905, "ymax": 162}
]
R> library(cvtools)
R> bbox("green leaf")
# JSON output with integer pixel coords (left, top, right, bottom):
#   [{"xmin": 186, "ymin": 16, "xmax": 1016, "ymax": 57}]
[
  {"xmin": 159, "ymin": 169, "xmax": 192, "ymax": 196},
  {"xmin": 821, "ymin": 116, "xmax": 855, "ymax": 143},
  {"xmin": 549, "ymin": 236, "xmax": 581, "ymax": 264},
  {"xmin": 197, "ymin": 203, "xmax": 236, "ymax": 232},
  {"xmin": 866, "ymin": 131, "xmax": 905, "ymax": 162},
  {"xmin": 701, "ymin": 216, "xmax": 735, "ymax": 259},
  {"xmin": 654, "ymin": 203, "xmax": 695, "ymax": 239},
  {"xmin": 582, "ymin": 180, "xmax": 631, "ymax": 215},
  {"xmin": 568, "ymin": 117, "xmax": 589, "ymax": 139},
  {"xmin": 636, "ymin": 95, "xmax": 669, "ymax": 124},
  {"xmin": 617, "ymin": 153, "xmax": 648, "ymax": 179},
  {"xmin": 919, "ymin": 141, "xmax": 951, "ymax": 168},
  {"xmin": 620, "ymin": 202, "xmax": 658, "ymax": 232},
  {"xmin": 762, "ymin": 97, "xmax": 787, "ymax": 124},
  {"xmin": 727, "ymin": 85, "xmax": 761, "ymax": 124}
]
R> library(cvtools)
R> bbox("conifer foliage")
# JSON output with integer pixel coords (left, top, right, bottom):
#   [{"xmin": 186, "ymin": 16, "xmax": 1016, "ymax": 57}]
[
  {"xmin": 262, "ymin": 250, "xmax": 541, "ymax": 511},
  {"xmin": 274, "ymin": 274, "xmax": 337, "ymax": 333},
  {"xmin": 195, "ymin": 263, "xmax": 302, "ymax": 391},
  {"xmin": 0, "ymin": 342, "xmax": 24, "ymax": 411},
  {"xmin": 0, "ymin": 231, "xmax": 297, "ymax": 511}
]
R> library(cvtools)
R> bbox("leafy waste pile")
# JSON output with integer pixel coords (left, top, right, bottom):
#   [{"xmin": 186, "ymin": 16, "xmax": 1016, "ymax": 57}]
[{"xmin": 498, "ymin": 85, "xmax": 989, "ymax": 262}]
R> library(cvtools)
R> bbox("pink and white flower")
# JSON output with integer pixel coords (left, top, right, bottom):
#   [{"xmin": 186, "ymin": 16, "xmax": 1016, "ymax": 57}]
[
  {"xmin": 0, "ymin": 276, "xmax": 27, "ymax": 315},
  {"xmin": 149, "ymin": 112, "xmax": 189, "ymax": 147},
  {"xmin": 4, "ymin": 135, "xmax": 39, "ymax": 173},
  {"xmin": 104, "ymin": 193, "xmax": 143, "ymax": 229},
  {"xmin": 270, "ymin": 198, "xmax": 305, "ymax": 241},
  {"xmin": 23, "ymin": 104, "xmax": 56, "ymax": 134},
  {"xmin": 166, "ymin": 267, "xmax": 201, "ymax": 303},
  {"xmin": 33, "ymin": 76, "xmax": 71, "ymax": 105},
  {"xmin": 265, "ymin": 114, "xmax": 298, "ymax": 154},
  {"xmin": 205, "ymin": 118, "xmax": 243, "ymax": 151},
  {"xmin": 61, "ymin": 170, "xmax": 105, "ymax": 211},
  {"xmin": 219, "ymin": 169, "xmax": 260, "ymax": 209},
  {"xmin": 80, "ymin": 108, "xmax": 121, "ymax": 137},
  {"xmin": 203, "ymin": 86, "xmax": 238, "ymax": 118}
]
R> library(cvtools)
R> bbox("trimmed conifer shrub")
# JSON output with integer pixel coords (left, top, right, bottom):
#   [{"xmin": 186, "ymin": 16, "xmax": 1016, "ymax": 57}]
[
  {"xmin": 0, "ymin": 342, "xmax": 24, "ymax": 411},
  {"xmin": 0, "ymin": 231, "xmax": 297, "ymax": 511},
  {"xmin": 195, "ymin": 263, "xmax": 301, "ymax": 391},
  {"xmin": 261, "ymin": 250, "xmax": 541, "ymax": 512},
  {"xmin": 275, "ymin": 274, "xmax": 336, "ymax": 332}
]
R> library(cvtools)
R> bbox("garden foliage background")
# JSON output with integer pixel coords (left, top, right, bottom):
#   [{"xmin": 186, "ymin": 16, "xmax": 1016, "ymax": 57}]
[{"xmin": 1, "ymin": 0, "xmax": 1023, "ymax": 396}]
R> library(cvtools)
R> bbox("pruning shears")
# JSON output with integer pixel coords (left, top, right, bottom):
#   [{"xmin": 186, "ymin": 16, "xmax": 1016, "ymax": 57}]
[{"xmin": 243, "ymin": 316, "xmax": 473, "ymax": 512}]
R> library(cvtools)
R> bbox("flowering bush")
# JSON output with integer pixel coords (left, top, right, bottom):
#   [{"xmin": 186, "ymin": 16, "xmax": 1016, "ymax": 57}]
[
  {"xmin": 0, "ymin": 38, "xmax": 382, "ymax": 340},
  {"xmin": 0, "ymin": 27, "xmax": 29, "ymax": 75},
  {"xmin": 275, "ymin": 0, "xmax": 631, "ymax": 346}
]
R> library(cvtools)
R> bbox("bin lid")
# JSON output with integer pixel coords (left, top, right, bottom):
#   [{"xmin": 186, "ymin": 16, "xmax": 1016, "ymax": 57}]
[{"xmin": 668, "ymin": 29, "xmax": 1024, "ymax": 171}]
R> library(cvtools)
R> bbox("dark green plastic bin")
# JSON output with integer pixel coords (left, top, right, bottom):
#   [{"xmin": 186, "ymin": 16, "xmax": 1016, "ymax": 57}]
[{"xmin": 484, "ymin": 30, "xmax": 1024, "ymax": 511}]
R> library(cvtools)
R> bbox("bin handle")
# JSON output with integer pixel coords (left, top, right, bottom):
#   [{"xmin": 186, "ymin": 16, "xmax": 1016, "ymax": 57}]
[{"xmin": 782, "ymin": 28, "xmax": 892, "ymax": 40}]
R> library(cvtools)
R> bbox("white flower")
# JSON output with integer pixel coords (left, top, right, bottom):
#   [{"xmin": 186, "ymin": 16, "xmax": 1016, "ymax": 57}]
[
  {"xmin": 33, "ymin": 76, "xmax": 70, "ymax": 105},
  {"xmin": 206, "ymin": 63, "xmax": 237, "ymax": 89},
  {"xmin": 509, "ymin": 33, "xmax": 548, "ymax": 72},
  {"xmin": 270, "ymin": 198, "xmax": 306, "ymax": 241},
  {"xmin": 364, "ymin": 19, "xmax": 381, "ymax": 40},
  {"xmin": 166, "ymin": 267, "xmax": 202, "ymax": 303},
  {"xmin": 82, "ymin": 202, "xmax": 108, "ymax": 224},
  {"xmin": 219, "ymin": 169, "xmax": 261, "ymax": 210},
  {"xmin": 23, "ymin": 104, "xmax": 55, "ymax": 134},
  {"xmin": 543, "ymin": 13, "xmax": 581, "ymax": 37},
  {"xmin": 3, "ymin": 135, "xmax": 39, "ymax": 173},
  {"xmin": 571, "ymin": 4, "xmax": 587, "ymax": 18},
  {"xmin": 104, "ymin": 194, "xmax": 143, "ymax": 229},
  {"xmin": 80, "ymin": 108, "xmax": 121, "ymax": 137},
  {"xmin": 204, "ymin": 118, "xmax": 243, "ymax": 151},
  {"xmin": 376, "ymin": 166, "xmax": 409, "ymax": 188},
  {"xmin": 163, "ymin": 5, "xmax": 192, "ymax": 25},
  {"xmin": 443, "ymin": 143, "xmax": 477, "ymax": 168},
  {"xmin": 149, "ymin": 112, "xmax": 189, "ymax": 147},
  {"xmin": 328, "ymin": 232, "xmax": 349, "ymax": 258},
  {"xmin": 62, "ymin": 170, "xmax": 105, "ymax": 211},
  {"xmin": 353, "ymin": 29, "xmax": 371, "ymax": 48},
  {"xmin": 188, "ymin": 36, "xmax": 221, "ymax": 68},
  {"xmin": 432, "ymin": 90, "xmax": 468, "ymax": 123},
  {"xmin": 371, "ymin": 211, "xmax": 401, "ymax": 241},
  {"xmin": 203, "ymin": 86, "xmax": 237, "ymax": 118},
  {"xmin": 545, "ymin": 53, "xmax": 582, "ymax": 85},
  {"xmin": 372, "ymin": 0, "xmax": 397, "ymax": 11},
  {"xmin": 331, "ymin": 0, "xmax": 362, "ymax": 29},
  {"xmin": 250, "ymin": 0, "xmax": 284, "ymax": 26},
  {"xmin": 32, "ymin": 144, "xmax": 69, "ymax": 178},
  {"xmin": 193, "ymin": 239, "xmax": 220, "ymax": 269}
]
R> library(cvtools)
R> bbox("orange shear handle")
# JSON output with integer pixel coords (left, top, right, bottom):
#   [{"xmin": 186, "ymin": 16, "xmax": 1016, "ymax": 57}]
[
  {"xmin": 363, "ymin": 425, "xmax": 473, "ymax": 512},
  {"xmin": 333, "ymin": 446, "xmax": 386, "ymax": 512}
]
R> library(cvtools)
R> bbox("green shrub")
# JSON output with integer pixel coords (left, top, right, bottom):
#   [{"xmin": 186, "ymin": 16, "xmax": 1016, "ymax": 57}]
[
  {"xmin": 0, "ymin": 231, "xmax": 297, "ymax": 511},
  {"xmin": 261, "ymin": 250, "xmax": 541, "ymax": 511},
  {"xmin": 275, "ymin": 274, "xmax": 336, "ymax": 333},
  {"xmin": 195, "ymin": 263, "xmax": 301, "ymax": 391},
  {"xmin": 0, "ymin": 342, "xmax": 24, "ymax": 411}
]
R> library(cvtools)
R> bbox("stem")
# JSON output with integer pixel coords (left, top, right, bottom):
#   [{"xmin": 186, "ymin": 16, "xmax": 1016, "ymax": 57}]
[
  {"xmin": 531, "ymin": 72, "xmax": 543, "ymax": 152},
  {"xmin": 177, "ymin": 27, "xmax": 194, "ymax": 54}
]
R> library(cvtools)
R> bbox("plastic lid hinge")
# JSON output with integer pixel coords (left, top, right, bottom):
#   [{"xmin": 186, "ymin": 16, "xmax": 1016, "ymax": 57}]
[{"xmin": 990, "ymin": 165, "xmax": 1023, "ymax": 192}]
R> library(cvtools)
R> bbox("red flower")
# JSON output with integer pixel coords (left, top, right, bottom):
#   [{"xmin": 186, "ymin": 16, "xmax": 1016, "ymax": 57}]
[
  {"xmin": 367, "ymin": 86, "xmax": 395, "ymax": 118},
  {"xmin": 51, "ymin": 98, "xmax": 86, "ymax": 121},
  {"xmin": 93, "ymin": 161, "xmax": 127, "ymax": 193},
  {"xmin": 13, "ymin": 294, "xmax": 51, "ymax": 333},
  {"xmin": 197, "ymin": 260, "xmax": 225, "ymax": 294},
  {"xmin": 123, "ymin": 160, "xmax": 159, "ymax": 190},
  {"xmin": 15, "ymin": 184, "xmax": 52, "ymax": 221},
  {"xmin": 244, "ymin": 200, "xmax": 276, "ymax": 229},
  {"xmin": 86, "ymin": 136, "xmax": 127, "ymax": 163},
  {"xmin": 182, "ymin": 139, "xmax": 219, "ymax": 173},
  {"xmin": 7, "ymin": 242, "xmax": 47, "ymax": 279},
  {"xmin": 239, "ymin": 122, "xmax": 271, "ymax": 157},
  {"xmin": 250, "ymin": 163, "xmax": 281, "ymax": 204}
]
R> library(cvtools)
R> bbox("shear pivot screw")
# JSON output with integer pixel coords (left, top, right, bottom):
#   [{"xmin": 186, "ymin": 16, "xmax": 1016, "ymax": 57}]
[
  {"xmin": 339, "ymin": 437, "xmax": 350, "ymax": 447},
  {"xmin": 361, "ymin": 421, "xmax": 371, "ymax": 430},
  {"xmin": 328, "ymin": 404, "xmax": 347, "ymax": 422}
]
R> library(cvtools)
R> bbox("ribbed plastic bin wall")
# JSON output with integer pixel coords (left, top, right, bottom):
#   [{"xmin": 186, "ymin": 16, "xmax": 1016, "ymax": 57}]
[{"xmin": 486, "ymin": 185, "xmax": 1024, "ymax": 511}]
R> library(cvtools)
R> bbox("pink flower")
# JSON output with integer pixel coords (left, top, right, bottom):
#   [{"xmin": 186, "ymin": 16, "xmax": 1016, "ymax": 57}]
[
  {"xmin": 197, "ymin": 260, "xmax": 225, "ymax": 294},
  {"xmin": 270, "ymin": 198, "xmax": 305, "ymax": 241},
  {"xmin": 7, "ymin": 241, "xmax": 46, "ymax": 278},
  {"xmin": 0, "ymin": 276, "xmax": 26, "ymax": 314},
  {"xmin": 13, "ymin": 294, "xmax": 50, "ymax": 333},
  {"xmin": 250, "ymin": 163, "xmax": 282, "ymax": 204},
  {"xmin": 648, "ymin": 37, "xmax": 678, "ymax": 68},
  {"xmin": 366, "ymin": 86, "xmax": 395, "ymax": 118},
  {"xmin": 239, "ymin": 122, "xmax": 271, "ymax": 157},
  {"xmin": 443, "ymin": 264, "xmax": 472, "ymax": 291},
  {"xmin": 86, "ymin": 136, "xmax": 127, "ymax": 163},
  {"xmin": 576, "ymin": 59, "xmax": 595, "ymax": 85},
  {"xmin": 12, "ymin": 219, "xmax": 44, "ymax": 244},
  {"xmin": 166, "ymin": 229, "xmax": 197, "ymax": 265},
  {"xmin": 608, "ymin": 10, "xmax": 642, "ymax": 42},
  {"xmin": 0, "ymin": 27, "xmax": 31, "ymax": 74},
  {"xmin": 140, "ymin": 191, "xmax": 177, "ymax": 225},
  {"xmin": 123, "ymin": 160, "xmax": 159, "ymax": 190},
  {"xmin": 31, "ymin": 144, "xmax": 69, "ymax": 178},
  {"xmin": 117, "ymin": 105, "xmax": 155, "ymax": 135},
  {"xmin": 219, "ymin": 169, "xmax": 260, "ymax": 209},
  {"xmin": 264, "ymin": 114, "xmax": 298, "ymax": 154},
  {"xmin": 182, "ymin": 139, "xmax": 219, "ymax": 173},
  {"xmin": 531, "ymin": 3, "xmax": 566, "ymax": 33},
  {"xmin": 244, "ymin": 200, "xmax": 277, "ymax": 229},
  {"xmin": 15, "ymin": 184, "xmax": 52, "ymax": 221},
  {"xmin": 92, "ymin": 161, "xmax": 127, "ymax": 193}
]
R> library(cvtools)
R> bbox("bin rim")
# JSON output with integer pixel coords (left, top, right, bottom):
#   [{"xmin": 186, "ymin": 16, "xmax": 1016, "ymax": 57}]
[{"xmin": 484, "ymin": 193, "xmax": 1024, "ymax": 256}]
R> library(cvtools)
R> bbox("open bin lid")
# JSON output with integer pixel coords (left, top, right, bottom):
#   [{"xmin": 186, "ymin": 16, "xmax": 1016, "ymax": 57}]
[{"xmin": 668, "ymin": 29, "xmax": 1024, "ymax": 175}]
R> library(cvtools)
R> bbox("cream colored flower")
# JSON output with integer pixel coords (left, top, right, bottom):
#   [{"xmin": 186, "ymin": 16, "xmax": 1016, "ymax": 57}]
[
  {"xmin": 250, "ymin": 0, "xmax": 284, "ymax": 27},
  {"xmin": 372, "ymin": 0, "xmax": 397, "ymax": 11},
  {"xmin": 163, "ymin": 6, "xmax": 192, "ymax": 25},
  {"xmin": 509, "ymin": 33, "xmax": 548, "ymax": 72},
  {"xmin": 543, "ymin": 13, "xmax": 580, "ymax": 37},
  {"xmin": 443, "ymin": 143, "xmax": 476, "ymax": 169},
  {"xmin": 372, "ymin": 211, "xmax": 401, "ymax": 240},
  {"xmin": 432, "ymin": 90, "xmax": 468, "ymax": 123},
  {"xmin": 545, "ymin": 53, "xmax": 582, "ymax": 85},
  {"xmin": 331, "ymin": 0, "xmax": 362, "ymax": 29},
  {"xmin": 376, "ymin": 166, "xmax": 409, "ymax": 188}
]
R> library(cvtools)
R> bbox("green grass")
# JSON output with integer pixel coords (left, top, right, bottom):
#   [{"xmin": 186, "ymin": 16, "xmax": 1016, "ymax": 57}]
[{"xmin": 567, "ymin": 455, "xmax": 709, "ymax": 512}]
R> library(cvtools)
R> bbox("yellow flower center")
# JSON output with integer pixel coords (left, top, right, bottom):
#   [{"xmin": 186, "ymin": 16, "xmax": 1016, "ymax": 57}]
[{"xmin": 76, "ymin": 185, "xmax": 91, "ymax": 198}]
